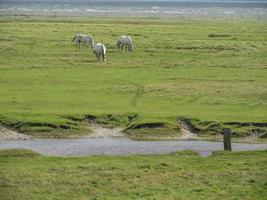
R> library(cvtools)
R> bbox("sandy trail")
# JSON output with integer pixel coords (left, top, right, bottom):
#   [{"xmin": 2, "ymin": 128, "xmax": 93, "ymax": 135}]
[
  {"xmin": 0, "ymin": 125, "xmax": 30, "ymax": 140},
  {"xmin": 86, "ymin": 123, "xmax": 124, "ymax": 138},
  {"xmin": 178, "ymin": 121, "xmax": 199, "ymax": 140}
]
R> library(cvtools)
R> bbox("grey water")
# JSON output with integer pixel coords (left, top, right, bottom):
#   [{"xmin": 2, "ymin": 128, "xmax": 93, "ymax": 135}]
[
  {"xmin": 0, "ymin": 137, "xmax": 267, "ymax": 156},
  {"xmin": 0, "ymin": 0, "xmax": 266, "ymax": 18}
]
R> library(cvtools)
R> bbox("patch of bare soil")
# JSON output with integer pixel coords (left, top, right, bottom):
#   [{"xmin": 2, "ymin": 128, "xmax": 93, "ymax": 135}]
[
  {"xmin": 0, "ymin": 125, "xmax": 30, "ymax": 140},
  {"xmin": 178, "ymin": 121, "xmax": 199, "ymax": 140},
  {"xmin": 86, "ymin": 123, "xmax": 124, "ymax": 138}
]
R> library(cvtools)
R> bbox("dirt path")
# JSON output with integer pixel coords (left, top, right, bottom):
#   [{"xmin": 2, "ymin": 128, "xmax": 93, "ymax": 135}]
[{"xmin": 0, "ymin": 125, "xmax": 30, "ymax": 140}]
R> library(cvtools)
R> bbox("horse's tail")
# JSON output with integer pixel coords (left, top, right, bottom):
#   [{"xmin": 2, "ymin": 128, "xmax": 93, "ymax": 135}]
[
  {"xmin": 127, "ymin": 36, "xmax": 133, "ymax": 52},
  {"xmin": 102, "ymin": 45, "xmax": 106, "ymax": 62},
  {"xmin": 102, "ymin": 44, "xmax": 106, "ymax": 56},
  {"xmin": 91, "ymin": 37, "xmax": 94, "ymax": 49},
  {"xmin": 126, "ymin": 36, "xmax": 132, "ymax": 43}
]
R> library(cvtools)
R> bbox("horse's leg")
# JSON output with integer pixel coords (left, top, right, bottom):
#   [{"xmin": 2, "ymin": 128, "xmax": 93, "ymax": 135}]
[
  {"xmin": 117, "ymin": 42, "xmax": 121, "ymax": 51},
  {"xmin": 102, "ymin": 54, "xmax": 106, "ymax": 62},
  {"xmin": 88, "ymin": 41, "xmax": 92, "ymax": 49},
  {"xmin": 95, "ymin": 53, "xmax": 98, "ymax": 61},
  {"xmin": 93, "ymin": 51, "xmax": 97, "ymax": 60},
  {"xmin": 120, "ymin": 45, "xmax": 123, "ymax": 52}
]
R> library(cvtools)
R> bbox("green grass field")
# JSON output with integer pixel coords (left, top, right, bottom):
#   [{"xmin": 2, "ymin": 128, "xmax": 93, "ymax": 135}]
[
  {"xmin": 0, "ymin": 17, "xmax": 267, "ymax": 137},
  {"xmin": 0, "ymin": 149, "xmax": 266, "ymax": 200}
]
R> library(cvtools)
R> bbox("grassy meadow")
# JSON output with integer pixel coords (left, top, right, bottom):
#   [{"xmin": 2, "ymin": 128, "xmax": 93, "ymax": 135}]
[
  {"xmin": 0, "ymin": 17, "xmax": 267, "ymax": 137},
  {"xmin": 0, "ymin": 149, "xmax": 267, "ymax": 200}
]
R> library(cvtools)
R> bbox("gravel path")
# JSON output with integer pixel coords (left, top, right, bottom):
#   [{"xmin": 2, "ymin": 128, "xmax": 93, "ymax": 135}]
[{"xmin": 0, "ymin": 137, "xmax": 266, "ymax": 157}]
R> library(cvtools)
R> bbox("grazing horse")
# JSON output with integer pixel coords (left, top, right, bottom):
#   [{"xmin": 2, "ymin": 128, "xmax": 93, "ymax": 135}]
[
  {"xmin": 116, "ymin": 35, "xmax": 133, "ymax": 52},
  {"xmin": 93, "ymin": 43, "xmax": 106, "ymax": 62},
  {"xmin": 72, "ymin": 34, "xmax": 94, "ymax": 49}
]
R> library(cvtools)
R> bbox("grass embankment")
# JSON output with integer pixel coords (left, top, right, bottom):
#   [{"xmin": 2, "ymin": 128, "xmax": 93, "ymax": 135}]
[
  {"xmin": 0, "ymin": 17, "xmax": 267, "ymax": 138},
  {"xmin": 0, "ymin": 149, "xmax": 266, "ymax": 199}
]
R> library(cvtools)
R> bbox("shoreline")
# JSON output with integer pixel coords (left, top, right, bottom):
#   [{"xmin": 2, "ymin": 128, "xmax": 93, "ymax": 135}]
[
  {"xmin": 0, "ymin": 14, "xmax": 267, "ymax": 22},
  {"xmin": 0, "ymin": 123, "xmax": 266, "ymax": 144}
]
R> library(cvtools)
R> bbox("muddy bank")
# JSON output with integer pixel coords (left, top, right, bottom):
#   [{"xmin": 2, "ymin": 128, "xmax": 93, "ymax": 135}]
[
  {"xmin": 0, "ymin": 113, "xmax": 266, "ymax": 141},
  {"xmin": 0, "ymin": 125, "xmax": 30, "ymax": 140},
  {"xmin": 178, "ymin": 117, "xmax": 267, "ymax": 138}
]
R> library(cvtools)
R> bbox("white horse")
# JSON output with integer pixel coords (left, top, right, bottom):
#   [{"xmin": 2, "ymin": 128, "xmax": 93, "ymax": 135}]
[
  {"xmin": 93, "ymin": 43, "xmax": 106, "ymax": 62},
  {"xmin": 72, "ymin": 34, "xmax": 94, "ymax": 49},
  {"xmin": 116, "ymin": 35, "xmax": 133, "ymax": 52}
]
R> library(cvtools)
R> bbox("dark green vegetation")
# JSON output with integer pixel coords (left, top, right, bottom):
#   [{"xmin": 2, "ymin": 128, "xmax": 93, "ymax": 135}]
[
  {"xmin": 0, "ymin": 17, "xmax": 267, "ymax": 138},
  {"xmin": 124, "ymin": 121, "xmax": 181, "ymax": 140},
  {"xmin": 0, "ymin": 149, "xmax": 266, "ymax": 199},
  {"xmin": 180, "ymin": 117, "xmax": 267, "ymax": 138}
]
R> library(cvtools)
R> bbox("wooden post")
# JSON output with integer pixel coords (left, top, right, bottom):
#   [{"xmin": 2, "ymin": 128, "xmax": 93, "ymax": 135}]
[{"xmin": 223, "ymin": 128, "xmax": 232, "ymax": 151}]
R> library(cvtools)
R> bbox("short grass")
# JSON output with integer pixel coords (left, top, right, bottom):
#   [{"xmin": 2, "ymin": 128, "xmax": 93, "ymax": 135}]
[
  {"xmin": 0, "ymin": 16, "xmax": 267, "ymax": 137},
  {"xmin": 0, "ymin": 149, "xmax": 266, "ymax": 200}
]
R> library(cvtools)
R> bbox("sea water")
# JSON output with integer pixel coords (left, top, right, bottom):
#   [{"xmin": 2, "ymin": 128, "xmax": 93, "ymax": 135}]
[{"xmin": 0, "ymin": 0, "xmax": 266, "ymax": 18}]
